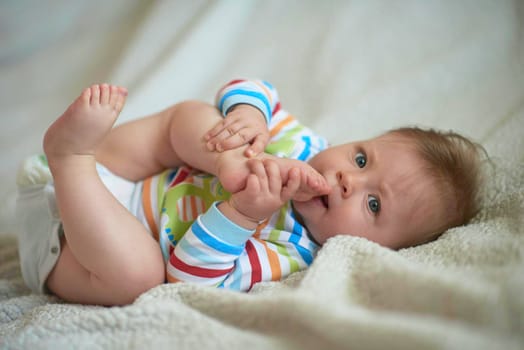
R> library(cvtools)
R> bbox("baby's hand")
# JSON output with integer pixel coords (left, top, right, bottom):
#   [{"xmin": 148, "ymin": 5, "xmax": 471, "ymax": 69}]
[
  {"xmin": 224, "ymin": 159, "xmax": 301, "ymax": 227},
  {"xmin": 205, "ymin": 104, "xmax": 269, "ymax": 157}
]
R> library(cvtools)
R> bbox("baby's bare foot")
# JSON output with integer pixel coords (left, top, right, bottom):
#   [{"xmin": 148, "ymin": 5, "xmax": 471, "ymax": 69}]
[
  {"xmin": 215, "ymin": 148, "xmax": 251, "ymax": 193},
  {"xmin": 269, "ymin": 156, "xmax": 330, "ymax": 201},
  {"xmin": 216, "ymin": 149, "xmax": 330, "ymax": 199},
  {"xmin": 43, "ymin": 84, "xmax": 127, "ymax": 162}
]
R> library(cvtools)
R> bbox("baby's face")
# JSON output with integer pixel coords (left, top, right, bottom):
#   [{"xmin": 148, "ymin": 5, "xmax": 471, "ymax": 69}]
[{"xmin": 293, "ymin": 133, "xmax": 442, "ymax": 249}]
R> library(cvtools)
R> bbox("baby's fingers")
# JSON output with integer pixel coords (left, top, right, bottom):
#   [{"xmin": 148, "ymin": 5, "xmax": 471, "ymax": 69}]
[
  {"xmin": 216, "ymin": 129, "xmax": 253, "ymax": 152},
  {"xmin": 263, "ymin": 160, "xmax": 282, "ymax": 194},
  {"xmin": 207, "ymin": 133, "xmax": 235, "ymax": 152},
  {"xmin": 248, "ymin": 159, "xmax": 269, "ymax": 192},
  {"xmin": 245, "ymin": 133, "xmax": 269, "ymax": 158},
  {"xmin": 244, "ymin": 173, "xmax": 261, "ymax": 194},
  {"xmin": 205, "ymin": 118, "xmax": 240, "ymax": 147},
  {"xmin": 205, "ymin": 119, "xmax": 233, "ymax": 140}
]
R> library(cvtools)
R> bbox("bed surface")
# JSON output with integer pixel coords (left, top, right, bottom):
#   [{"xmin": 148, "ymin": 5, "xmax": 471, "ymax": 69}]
[{"xmin": 1, "ymin": 1, "xmax": 523, "ymax": 349}]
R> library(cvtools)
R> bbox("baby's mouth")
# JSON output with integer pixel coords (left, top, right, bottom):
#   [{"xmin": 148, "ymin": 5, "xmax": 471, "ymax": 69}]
[{"xmin": 320, "ymin": 195, "xmax": 329, "ymax": 209}]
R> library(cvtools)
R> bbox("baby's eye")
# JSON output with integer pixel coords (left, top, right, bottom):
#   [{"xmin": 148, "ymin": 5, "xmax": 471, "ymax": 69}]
[
  {"xmin": 355, "ymin": 152, "xmax": 367, "ymax": 168},
  {"xmin": 368, "ymin": 195, "xmax": 380, "ymax": 214}
]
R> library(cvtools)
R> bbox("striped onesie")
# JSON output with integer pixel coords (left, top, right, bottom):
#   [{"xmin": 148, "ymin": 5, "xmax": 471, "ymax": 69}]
[{"xmin": 136, "ymin": 79, "xmax": 329, "ymax": 291}]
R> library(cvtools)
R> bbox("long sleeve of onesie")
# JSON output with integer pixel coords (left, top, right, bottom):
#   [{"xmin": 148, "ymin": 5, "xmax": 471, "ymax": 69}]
[{"xmin": 165, "ymin": 79, "xmax": 328, "ymax": 291}]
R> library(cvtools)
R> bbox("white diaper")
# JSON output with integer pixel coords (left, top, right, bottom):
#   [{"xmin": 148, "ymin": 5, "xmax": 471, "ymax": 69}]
[{"xmin": 16, "ymin": 155, "xmax": 138, "ymax": 294}]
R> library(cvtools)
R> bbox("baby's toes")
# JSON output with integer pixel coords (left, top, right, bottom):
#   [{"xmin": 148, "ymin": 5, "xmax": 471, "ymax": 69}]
[
  {"xmin": 114, "ymin": 88, "xmax": 127, "ymax": 115},
  {"xmin": 80, "ymin": 87, "xmax": 91, "ymax": 104},
  {"xmin": 90, "ymin": 84, "xmax": 101, "ymax": 105},
  {"xmin": 100, "ymin": 84, "xmax": 110, "ymax": 105},
  {"xmin": 109, "ymin": 85, "xmax": 118, "ymax": 108}
]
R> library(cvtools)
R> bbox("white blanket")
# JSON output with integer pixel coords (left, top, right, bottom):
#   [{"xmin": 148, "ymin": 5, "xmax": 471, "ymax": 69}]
[{"xmin": 1, "ymin": 1, "xmax": 523, "ymax": 349}]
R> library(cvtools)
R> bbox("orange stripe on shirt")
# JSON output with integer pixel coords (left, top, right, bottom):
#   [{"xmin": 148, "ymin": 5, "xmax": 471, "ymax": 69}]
[
  {"xmin": 190, "ymin": 196, "xmax": 198, "ymax": 220},
  {"xmin": 166, "ymin": 273, "xmax": 182, "ymax": 283},
  {"xmin": 182, "ymin": 197, "xmax": 189, "ymax": 222},
  {"xmin": 142, "ymin": 177, "xmax": 159, "ymax": 241},
  {"xmin": 253, "ymin": 221, "xmax": 281, "ymax": 281},
  {"xmin": 253, "ymin": 219, "xmax": 268, "ymax": 238},
  {"xmin": 270, "ymin": 115, "xmax": 295, "ymax": 138},
  {"xmin": 261, "ymin": 240, "xmax": 282, "ymax": 281}
]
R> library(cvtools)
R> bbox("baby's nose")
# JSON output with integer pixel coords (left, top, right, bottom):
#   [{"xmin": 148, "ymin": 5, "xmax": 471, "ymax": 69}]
[
  {"xmin": 336, "ymin": 170, "xmax": 367, "ymax": 198},
  {"xmin": 336, "ymin": 171, "xmax": 353, "ymax": 198}
]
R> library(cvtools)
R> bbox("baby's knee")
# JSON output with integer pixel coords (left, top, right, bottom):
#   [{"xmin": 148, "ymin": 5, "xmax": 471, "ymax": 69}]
[{"xmin": 171, "ymin": 100, "xmax": 218, "ymax": 122}]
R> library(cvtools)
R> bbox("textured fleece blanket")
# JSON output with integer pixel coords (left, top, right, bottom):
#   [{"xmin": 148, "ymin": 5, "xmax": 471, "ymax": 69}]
[{"xmin": 1, "ymin": 1, "xmax": 523, "ymax": 349}]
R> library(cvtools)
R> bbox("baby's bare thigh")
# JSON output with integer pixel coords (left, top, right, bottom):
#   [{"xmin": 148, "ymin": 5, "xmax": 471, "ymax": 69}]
[
  {"xmin": 46, "ymin": 238, "xmax": 101, "ymax": 303},
  {"xmin": 46, "ymin": 237, "xmax": 164, "ymax": 306}
]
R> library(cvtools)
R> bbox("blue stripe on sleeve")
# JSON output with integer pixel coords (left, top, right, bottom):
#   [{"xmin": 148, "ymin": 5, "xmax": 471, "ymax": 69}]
[
  {"xmin": 262, "ymin": 80, "xmax": 274, "ymax": 90},
  {"xmin": 219, "ymin": 89, "xmax": 271, "ymax": 122},
  {"xmin": 191, "ymin": 220, "xmax": 244, "ymax": 255},
  {"xmin": 200, "ymin": 202, "xmax": 255, "ymax": 246},
  {"xmin": 221, "ymin": 96, "xmax": 270, "ymax": 124},
  {"xmin": 178, "ymin": 239, "xmax": 229, "ymax": 264}
]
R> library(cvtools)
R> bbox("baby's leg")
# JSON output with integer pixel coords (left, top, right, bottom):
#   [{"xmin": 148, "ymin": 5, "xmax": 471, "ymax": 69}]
[{"xmin": 44, "ymin": 84, "xmax": 164, "ymax": 305}]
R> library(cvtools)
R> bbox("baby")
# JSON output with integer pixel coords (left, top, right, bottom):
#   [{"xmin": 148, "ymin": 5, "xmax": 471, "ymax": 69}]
[{"xmin": 16, "ymin": 79, "xmax": 483, "ymax": 306}]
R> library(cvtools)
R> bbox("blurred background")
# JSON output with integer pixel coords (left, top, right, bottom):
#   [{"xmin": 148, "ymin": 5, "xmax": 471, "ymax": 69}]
[{"xmin": 1, "ymin": 0, "xmax": 523, "ymax": 235}]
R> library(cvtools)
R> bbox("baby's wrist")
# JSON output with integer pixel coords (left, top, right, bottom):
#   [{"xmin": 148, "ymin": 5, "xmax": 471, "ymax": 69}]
[
  {"xmin": 218, "ymin": 200, "xmax": 262, "ymax": 230},
  {"xmin": 228, "ymin": 104, "xmax": 266, "ymax": 123}
]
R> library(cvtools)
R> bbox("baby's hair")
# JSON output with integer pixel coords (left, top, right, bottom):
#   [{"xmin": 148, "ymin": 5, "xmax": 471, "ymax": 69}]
[{"xmin": 387, "ymin": 127, "xmax": 485, "ymax": 243}]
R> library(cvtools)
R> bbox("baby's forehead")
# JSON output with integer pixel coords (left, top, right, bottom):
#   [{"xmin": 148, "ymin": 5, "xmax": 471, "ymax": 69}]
[
  {"xmin": 374, "ymin": 144, "xmax": 439, "ymax": 215},
  {"xmin": 347, "ymin": 132, "xmax": 417, "ymax": 152},
  {"xmin": 396, "ymin": 170, "xmax": 444, "ymax": 216},
  {"xmin": 369, "ymin": 131, "xmax": 418, "ymax": 146},
  {"xmin": 389, "ymin": 164, "xmax": 435, "ymax": 206}
]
